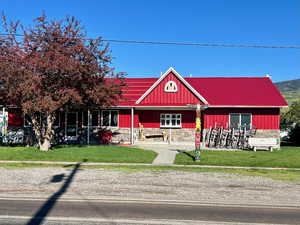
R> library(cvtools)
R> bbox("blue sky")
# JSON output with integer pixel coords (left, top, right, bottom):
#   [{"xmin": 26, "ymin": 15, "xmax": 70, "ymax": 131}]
[{"xmin": 2, "ymin": 0, "xmax": 300, "ymax": 82}]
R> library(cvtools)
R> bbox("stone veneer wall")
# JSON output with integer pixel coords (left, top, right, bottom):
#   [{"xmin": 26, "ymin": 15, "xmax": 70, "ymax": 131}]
[
  {"xmin": 137, "ymin": 128, "xmax": 195, "ymax": 142},
  {"xmin": 110, "ymin": 127, "xmax": 131, "ymax": 144},
  {"xmin": 2, "ymin": 127, "xmax": 281, "ymax": 145}
]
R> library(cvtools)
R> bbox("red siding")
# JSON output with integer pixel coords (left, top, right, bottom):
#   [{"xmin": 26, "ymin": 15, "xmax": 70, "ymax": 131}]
[
  {"xmin": 203, "ymin": 108, "xmax": 280, "ymax": 130},
  {"xmin": 118, "ymin": 109, "xmax": 139, "ymax": 128},
  {"xmin": 140, "ymin": 72, "xmax": 203, "ymax": 106},
  {"xmin": 118, "ymin": 109, "xmax": 130, "ymax": 128},
  {"xmin": 8, "ymin": 109, "xmax": 23, "ymax": 127},
  {"xmin": 137, "ymin": 110, "xmax": 195, "ymax": 128}
]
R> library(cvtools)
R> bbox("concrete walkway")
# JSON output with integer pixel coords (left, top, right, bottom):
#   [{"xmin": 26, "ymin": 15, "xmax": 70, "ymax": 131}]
[{"xmin": 133, "ymin": 142, "xmax": 194, "ymax": 165}]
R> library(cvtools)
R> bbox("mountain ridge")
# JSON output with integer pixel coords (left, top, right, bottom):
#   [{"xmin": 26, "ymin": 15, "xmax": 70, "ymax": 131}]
[{"xmin": 275, "ymin": 78, "xmax": 300, "ymax": 104}]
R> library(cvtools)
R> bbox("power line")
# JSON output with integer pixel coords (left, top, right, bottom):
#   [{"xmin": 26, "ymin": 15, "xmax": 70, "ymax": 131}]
[
  {"xmin": 1, "ymin": 33, "xmax": 300, "ymax": 49},
  {"xmin": 102, "ymin": 39, "xmax": 300, "ymax": 49}
]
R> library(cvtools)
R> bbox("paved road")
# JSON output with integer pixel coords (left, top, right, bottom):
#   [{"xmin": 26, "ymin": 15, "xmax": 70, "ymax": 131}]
[{"xmin": 0, "ymin": 198, "xmax": 300, "ymax": 225}]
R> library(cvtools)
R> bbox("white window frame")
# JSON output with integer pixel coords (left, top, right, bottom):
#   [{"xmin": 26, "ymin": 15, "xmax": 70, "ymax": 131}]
[
  {"xmin": 101, "ymin": 110, "xmax": 119, "ymax": 128},
  {"xmin": 229, "ymin": 113, "xmax": 252, "ymax": 129},
  {"xmin": 160, "ymin": 113, "xmax": 181, "ymax": 128},
  {"xmin": 164, "ymin": 81, "xmax": 178, "ymax": 92}
]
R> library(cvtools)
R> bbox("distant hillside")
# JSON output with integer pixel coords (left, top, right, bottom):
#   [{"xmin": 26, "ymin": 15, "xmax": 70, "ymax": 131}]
[{"xmin": 275, "ymin": 78, "xmax": 300, "ymax": 104}]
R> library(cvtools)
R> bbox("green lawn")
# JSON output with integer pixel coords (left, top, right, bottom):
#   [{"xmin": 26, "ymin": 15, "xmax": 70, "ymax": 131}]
[
  {"xmin": 175, "ymin": 146, "xmax": 300, "ymax": 168},
  {"xmin": 0, "ymin": 145, "xmax": 157, "ymax": 163}
]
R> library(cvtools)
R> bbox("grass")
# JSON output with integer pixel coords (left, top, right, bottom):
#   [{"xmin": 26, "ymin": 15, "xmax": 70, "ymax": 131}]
[
  {"xmin": 1, "ymin": 163, "xmax": 300, "ymax": 183},
  {"xmin": 175, "ymin": 146, "xmax": 300, "ymax": 168},
  {"xmin": 0, "ymin": 145, "xmax": 157, "ymax": 163}
]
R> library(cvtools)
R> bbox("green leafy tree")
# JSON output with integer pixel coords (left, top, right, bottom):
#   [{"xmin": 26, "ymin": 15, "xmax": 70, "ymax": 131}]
[{"xmin": 281, "ymin": 100, "xmax": 300, "ymax": 145}]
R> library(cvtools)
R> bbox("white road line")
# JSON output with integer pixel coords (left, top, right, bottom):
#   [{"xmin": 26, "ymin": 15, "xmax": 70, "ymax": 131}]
[
  {"xmin": 0, "ymin": 215, "xmax": 285, "ymax": 225},
  {"xmin": 0, "ymin": 197, "xmax": 299, "ymax": 210}
]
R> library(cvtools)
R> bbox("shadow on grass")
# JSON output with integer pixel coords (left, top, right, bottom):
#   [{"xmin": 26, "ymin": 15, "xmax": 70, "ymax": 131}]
[
  {"xmin": 181, "ymin": 151, "xmax": 195, "ymax": 161},
  {"xmin": 26, "ymin": 159, "xmax": 86, "ymax": 225}
]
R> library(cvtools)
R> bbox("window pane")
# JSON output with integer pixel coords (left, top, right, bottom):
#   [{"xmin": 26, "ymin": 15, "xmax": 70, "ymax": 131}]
[
  {"xmin": 176, "ymin": 114, "xmax": 181, "ymax": 119},
  {"xmin": 91, "ymin": 111, "xmax": 99, "ymax": 126},
  {"xmin": 60, "ymin": 112, "xmax": 65, "ymax": 126},
  {"xmin": 53, "ymin": 111, "xmax": 60, "ymax": 127},
  {"xmin": 230, "ymin": 114, "xmax": 240, "ymax": 129},
  {"xmin": 176, "ymin": 119, "xmax": 180, "ymax": 126},
  {"xmin": 82, "ymin": 111, "xmax": 88, "ymax": 126},
  {"xmin": 161, "ymin": 119, "xmax": 165, "ymax": 126},
  {"xmin": 172, "ymin": 119, "xmax": 176, "ymax": 126},
  {"xmin": 102, "ymin": 111, "xmax": 110, "ymax": 126},
  {"xmin": 166, "ymin": 114, "xmax": 170, "ymax": 119},
  {"xmin": 161, "ymin": 114, "xmax": 165, "ymax": 119},
  {"xmin": 172, "ymin": 114, "xmax": 176, "ymax": 119},
  {"xmin": 67, "ymin": 113, "xmax": 77, "ymax": 126},
  {"xmin": 166, "ymin": 119, "xmax": 170, "ymax": 125},
  {"xmin": 241, "ymin": 114, "xmax": 251, "ymax": 129},
  {"xmin": 24, "ymin": 114, "xmax": 31, "ymax": 127},
  {"xmin": 110, "ymin": 111, "xmax": 118, "ymax": 127}
]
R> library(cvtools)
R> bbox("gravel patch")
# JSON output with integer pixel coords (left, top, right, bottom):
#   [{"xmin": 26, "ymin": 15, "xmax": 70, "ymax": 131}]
[{"xmin": 0, "ymin": 167, "xmax": 299, "ymax": 206}]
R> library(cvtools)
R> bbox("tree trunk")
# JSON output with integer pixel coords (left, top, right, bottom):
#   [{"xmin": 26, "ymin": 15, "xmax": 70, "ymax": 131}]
[
  {"xmin": 39, "ymin": 138, "xmax": 52, "ymax": 151},
  {"xmin": 32, "ymin": 112, "xmax": 55, "ymax": 151}
]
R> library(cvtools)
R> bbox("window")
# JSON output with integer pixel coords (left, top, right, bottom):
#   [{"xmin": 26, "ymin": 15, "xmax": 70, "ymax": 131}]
[
  {"xmin": 164, "ymin": 81, "xmax": 178, "ymax": 92},
  {"xmin": 53, "ymin": 111, "xmax": 61, "ymax": 127},
  {"xmin": 82, "ymin": 111, "xmax": 100, "ymax": 127},
  {"xmin": 160, "ymin": 114, "xmax": 181, "ymax": 128},
  {"xmin": 91, "ymin": 111, "xmax": 100, "ymax": 127},
  {"xmin": 229, "ymin": 113, "xmax": 251, "ymax": 129},
  {"xmin": 102, "ymin": 110, "xmax": 118, "ymax": 127}
]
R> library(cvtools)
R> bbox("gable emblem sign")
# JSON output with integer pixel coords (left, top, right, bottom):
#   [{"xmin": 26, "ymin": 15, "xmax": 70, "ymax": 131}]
[{"xmin": 164, "ymin": 81, "xmax": 178, "ymax": 92}]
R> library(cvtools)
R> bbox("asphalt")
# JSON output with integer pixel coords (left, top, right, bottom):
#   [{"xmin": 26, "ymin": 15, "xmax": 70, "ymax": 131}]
[{"xmin": 1, "ymin": 198, "xmax": 300, "ymax": 225}]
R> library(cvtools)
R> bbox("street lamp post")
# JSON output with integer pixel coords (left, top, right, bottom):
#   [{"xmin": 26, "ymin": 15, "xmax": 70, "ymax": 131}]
[
  {"xmin": 188, "ymin": 104, "xmax": 208, "ymax": 162},
  {"xmin": 195, "ymin": 104, "xmax": 201, "ymax": 161}
]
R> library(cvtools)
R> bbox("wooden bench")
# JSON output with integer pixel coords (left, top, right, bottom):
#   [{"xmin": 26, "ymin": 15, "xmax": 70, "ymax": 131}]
[
  {"xmin": 139, "ymin": 130, "xmax": 169, "ymax": 142},
  {"xmin": 248, "ymin": 138, "xmax": 278, "ymax": 152}
]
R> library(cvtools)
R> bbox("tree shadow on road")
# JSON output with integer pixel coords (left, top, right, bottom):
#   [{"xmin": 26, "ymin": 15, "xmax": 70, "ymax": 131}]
[{"xmin": 26, "ymin": 160, "xmax": 85, "ymax": 225}]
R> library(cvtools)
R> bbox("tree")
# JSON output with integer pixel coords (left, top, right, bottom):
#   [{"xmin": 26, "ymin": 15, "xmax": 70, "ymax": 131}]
[
  {"xmin": 0, "ymin": 14, "xmax": 125, "ymax": 151},
  {"xmin": 280, "ymin": 100, "xmax": 300, "ymax": 145}
]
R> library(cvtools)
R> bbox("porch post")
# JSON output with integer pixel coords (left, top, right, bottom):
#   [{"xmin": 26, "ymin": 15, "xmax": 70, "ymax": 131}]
[
  {"xmin": 87, "ymin": 109, "xmax": 90, "ymax": 145},
  {"xmin": 64, "ymin": 111, "xmax": 67, "ymax": 142},
  {"xmin": 131, "ymin": 107, "xmax": 134, "ymax": 144},
  {"xmin": 2, "ymin": 107, "xmax": 4, "ymax": 135}
]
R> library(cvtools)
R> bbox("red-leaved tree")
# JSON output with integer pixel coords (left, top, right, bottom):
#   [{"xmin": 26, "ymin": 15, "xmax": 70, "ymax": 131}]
[{"xmin": 0, "ymin": 14, "xmax": 125, "ymax": 151}]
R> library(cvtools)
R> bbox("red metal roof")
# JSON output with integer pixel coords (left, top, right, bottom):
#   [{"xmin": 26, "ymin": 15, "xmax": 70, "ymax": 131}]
[
  {"xmin": 185, "ymin": 77, "xmax": 288, "ymax": 107},
  {"xmin": 117, "ymin": 76, "xmax": 288, "ymax": 107}
]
